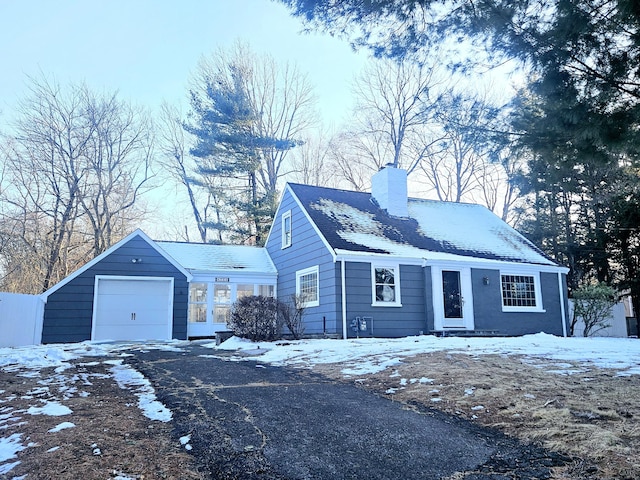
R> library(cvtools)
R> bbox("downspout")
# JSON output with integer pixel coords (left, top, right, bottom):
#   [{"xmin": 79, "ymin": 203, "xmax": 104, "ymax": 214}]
[
  {"xmin": 558, "ymin": 271, "xmax": 568, "ymax": 337},
  {"xmin": 341, "ymin": 259, "xmax": 347, "ymax": 339}
]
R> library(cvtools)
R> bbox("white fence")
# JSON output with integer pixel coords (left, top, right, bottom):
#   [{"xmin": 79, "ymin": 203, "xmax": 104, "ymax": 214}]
[
  {"xmin": 569, "ymin": 299, "xmax": 630, "ymax": 338},
  {"xmin": 0, "ymin": 292, "xmax": 44, "ymax": 347}
]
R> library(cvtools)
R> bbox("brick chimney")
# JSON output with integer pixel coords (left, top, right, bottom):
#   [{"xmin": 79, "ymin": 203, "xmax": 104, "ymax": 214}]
[{"xmin": 371, "ymin": 165, "xmax": 408, "ymax": 217}]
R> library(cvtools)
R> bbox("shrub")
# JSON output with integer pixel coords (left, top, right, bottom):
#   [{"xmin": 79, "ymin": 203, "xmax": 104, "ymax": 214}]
[
  {"xmin": 278, "ymin": 294, "xmax": 307, "ymax": 340},
  {"xmin": 571, "ymin": 282, "xmax": 617, "ymax": 337},
  {"xmin": 229, "ymin": 295, "xmax": 284, "ymax": 341}
]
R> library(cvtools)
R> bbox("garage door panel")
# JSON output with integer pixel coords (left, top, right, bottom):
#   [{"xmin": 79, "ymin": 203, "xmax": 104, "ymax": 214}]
[
  {"xmin": 98, "ymin": 281, "xmax": 172, "ymax": 296},
  {"xmin": 93, "ymin": 278, "xmax": 173, "ymax": 341},
  {"xmin": 93, "ymin": 323, "xmax": 169, "ymax": 341},
  {"xmin": 98, "ymin": 295, "xmax": 169, "ymax": 314}
]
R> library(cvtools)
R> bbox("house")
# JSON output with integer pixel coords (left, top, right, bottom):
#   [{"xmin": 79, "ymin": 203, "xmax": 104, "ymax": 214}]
[
  {"xmin": 39, "ymin": 165, "xmax": 568, "ymax": 344},
  {"xmin": 156, "ymin": 241, "xmax": 277, "ymax": 338},
  {"xmin": 264, "ymin": 166, "xmax": 569, "ymax": 339},
  {"xmin": 40, "ymin": 230, "xmax": 276, "ymax": 343}
]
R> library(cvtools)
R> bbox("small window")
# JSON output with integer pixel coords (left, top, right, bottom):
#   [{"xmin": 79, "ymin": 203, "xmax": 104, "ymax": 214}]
[
  {"xmin": 296, "ymin": 266, "xmax": 319, "ymax": 307},
  {"xmin": 501, "ymin": 273, "xmax": 542, "ymax": 311},
  {"xmin": 372, "ymin": 265, "xmax": 401, "ymax": 306},
  {"xmin": 282, "ymin": 210, "xmax": 292, "ymax": 248}
]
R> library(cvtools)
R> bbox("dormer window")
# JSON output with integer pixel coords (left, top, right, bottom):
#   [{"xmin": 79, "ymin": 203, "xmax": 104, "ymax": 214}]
[{"xmin": 281, "ymin": 210, "xmax": 292, "ymax": 249}]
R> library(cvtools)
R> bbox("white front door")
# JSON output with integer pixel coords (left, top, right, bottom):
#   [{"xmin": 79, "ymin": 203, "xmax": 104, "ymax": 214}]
[
  {"xmin": 432, "ymin": 267, "xmax": 474, "ymax": 330},
  {"xmin": 92, "ymin": 277, "xmax": 173, "ymax": 341}
]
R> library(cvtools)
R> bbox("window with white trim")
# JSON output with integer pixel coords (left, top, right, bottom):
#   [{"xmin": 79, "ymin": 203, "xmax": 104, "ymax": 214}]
[
  {"xmin": 296, "ymin": 266, "xmax": 319, "ymax": 307},
  {"xmin": 372, "ymin": 264, "xmax": 401, "ymax": 306},
  {"xmin": 281, "ymin": 210, "xmax": 292, "ymax": 248},
  {"xmin": 500, "ymin": 273, "xmax": 543, "ymax": 311}
]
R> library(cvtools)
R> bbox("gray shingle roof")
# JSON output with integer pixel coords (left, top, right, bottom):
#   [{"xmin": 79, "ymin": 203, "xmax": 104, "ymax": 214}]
[{"xmin": 288, "ymin": 183, "xmax": 557, "ymax": 266}]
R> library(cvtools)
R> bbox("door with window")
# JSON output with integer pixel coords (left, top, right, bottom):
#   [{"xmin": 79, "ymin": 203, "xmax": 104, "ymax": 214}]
[{"xmin": 433, "ymin": 267, "xmax": 474, "ymax": 330}]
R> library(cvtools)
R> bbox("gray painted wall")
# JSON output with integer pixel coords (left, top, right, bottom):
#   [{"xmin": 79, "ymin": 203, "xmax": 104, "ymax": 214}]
[
  {"xmin": 267, "ymin": 189, "xmax": 568, "ymax": 338},
  {"xmin": 266, "ymin": 190, "xmax": 340, "ymax": 335},
  {"xmin": 42, "ymin": 236, "xmax": 188, "ymax": 344},
  {"xmin": 343, "ymin": 262, "xmax": 427, "ymax": 338},
  {"xmin": 471, "ymin": 269, "xmax": 567, "ymax": 335}
]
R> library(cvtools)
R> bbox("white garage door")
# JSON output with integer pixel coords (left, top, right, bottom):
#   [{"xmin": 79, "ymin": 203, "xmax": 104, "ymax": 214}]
[{"xmin": 92, "ymin": 277, "xmax": 173, "ymax": 341}]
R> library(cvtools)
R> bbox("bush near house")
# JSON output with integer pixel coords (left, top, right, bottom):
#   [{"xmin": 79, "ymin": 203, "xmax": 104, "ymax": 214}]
[
  {"xmin": 571, "ymin": 282, "xmax": 618, "ymax": 337},
  {"xmin": 278, "ymin": 294, "xmax": 306, "ymax": 340},
  {"xmin": 229, "ymin": 295, "xmax": 284, "ymax": 341}
]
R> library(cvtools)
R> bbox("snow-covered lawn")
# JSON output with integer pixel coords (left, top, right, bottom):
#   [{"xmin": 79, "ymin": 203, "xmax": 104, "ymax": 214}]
[
  {"xmin": 213, "ymin": 332, "xmax": 640, "ymax": 377},
  {"xmin": 1, "ymin": 333, "xmax": 639, "ymax": 478}
]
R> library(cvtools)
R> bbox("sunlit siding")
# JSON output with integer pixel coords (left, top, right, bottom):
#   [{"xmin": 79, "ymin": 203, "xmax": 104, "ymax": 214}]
[{"xmin": 266, "ymin": 189, "xmax": 340, "ymax": 334}]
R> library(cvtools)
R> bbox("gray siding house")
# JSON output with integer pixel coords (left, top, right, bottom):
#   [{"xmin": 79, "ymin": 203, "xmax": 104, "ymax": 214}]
[
  {"xmin": 265, "ymin": 166, "xmax": 569, "ymax": 339},
  {"xmin": 41, "ymin": 230, "xmax": 192, "ymax": 344},
  {"xmin": 40, "ymin": 230, "xmax": 277, "ymax": 344},
  {"xmin": 40, "ymin": 166, "xmax": 569, "ymax": 344}
]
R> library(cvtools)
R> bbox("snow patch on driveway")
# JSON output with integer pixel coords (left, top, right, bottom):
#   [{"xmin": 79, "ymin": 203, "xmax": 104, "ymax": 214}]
[{"xmin": 108, "ymin": 361, "xmax": 172, "ymax": 422}]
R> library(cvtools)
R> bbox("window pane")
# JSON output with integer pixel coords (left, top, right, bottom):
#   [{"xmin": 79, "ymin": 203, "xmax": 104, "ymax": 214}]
[
  {"xmin": 375, "ymin": 268, "xmax": 395, "ymax": 286},
  {"xmin": 376, "ymin": 284, "xmax": 395, "ymax": 302},
  {"xmin": 501, "ymin": 275, "xmax": 536, "ymax": 307},
  {"xmin": 214, "ymin": 284, "xmax": 231, "ymax": 303},
  {"xmin": 299, "ymin": 272, "xmax": 318, "ymax": 303},
  {"xmin": 189, "ymin": 304, "xmax": 207, "ymax": 323},
  {"xmin": 214, "ymin": 305, "xmax": 231, "ymax": 324},
  {"xmin": 259, "ymin": 284, "xmax": 275, "ymax": 297},
  {"xmin": 375, "ymin": 267, "xmax": 396, "ymax": 302},
  {"xmin": 189, "ymin": 283, "xmax": 207, "ymax": 303},
  {"xmin": 237, "ymin": 284, "xmax": 254, "ymax": 299}
]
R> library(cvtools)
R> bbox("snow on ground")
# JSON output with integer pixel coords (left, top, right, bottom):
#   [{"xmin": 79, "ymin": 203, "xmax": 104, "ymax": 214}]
[
  {"xmin": 213, "ymin": 333, "xmax": 640, "ymax": 377},
  {"xmin": 0, "ymin": 340, "xmax": 186, "ymax": 476},
  {"xmin": 108, "ymin": 360, "xmax": 173, "ymax": 422},
  {"xmin": 1, "ymin": 333, "xmax": 640, "ymax": 476}
]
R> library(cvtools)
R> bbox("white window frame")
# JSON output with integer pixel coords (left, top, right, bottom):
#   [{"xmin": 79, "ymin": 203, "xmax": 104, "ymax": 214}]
[
  {"xmin": 371, "ymin": 264, "xmax": 402, "ymax": 307},
  {"xmin": 500, "ymin": 271, "xmax": 545, "ymax": 312},
  {"xmin": 296, "ymin": 265, "xmax": 319, "ymax": 308},
  {"xmin": 281, "ymin": 210, "xmax": 292, "ymax": 249}
]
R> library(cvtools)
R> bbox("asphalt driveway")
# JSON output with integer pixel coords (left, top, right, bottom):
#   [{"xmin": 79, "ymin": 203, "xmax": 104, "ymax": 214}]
[{"xmin": 125, "ymin": 343, "xmax": 564, "ymax": 479}]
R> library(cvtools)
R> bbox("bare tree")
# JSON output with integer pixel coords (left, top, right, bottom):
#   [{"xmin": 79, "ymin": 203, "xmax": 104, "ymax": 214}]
[
  {"xmin": 417, "ymin": 90, "xmax": 521, "ymax": 212},
  {"xmin": 288, "ymin": 129, "xmax": 340, "ymax": 188},
  {"xmin": 81, "ymin": 90, "xmax": 154, "ymax": 256},
  {"xmin": 348, "ymin": 57, "xmax": 446, "ymax": 174},
  {"xmin": 158, "ymin": 102, "xmax": 222, "ymax": 243},
  {"xmin": 0, "ymin": 77, "xmax": 152, "ymax": 293}
]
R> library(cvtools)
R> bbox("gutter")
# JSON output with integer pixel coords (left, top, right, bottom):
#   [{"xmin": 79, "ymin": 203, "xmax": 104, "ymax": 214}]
[
  {"xmin": 558, "ymin": 272, "xmax": 568, "ymax": 337},
  {"xmin": 341, "ymin": 259, "xmax": 347, "ymax": 339}
]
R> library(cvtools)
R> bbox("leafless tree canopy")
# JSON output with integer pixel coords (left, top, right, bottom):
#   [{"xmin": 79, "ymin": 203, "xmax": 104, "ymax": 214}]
[{"xmin": 0, "ymin": 77, "xmax": 154, "ymax": 293}]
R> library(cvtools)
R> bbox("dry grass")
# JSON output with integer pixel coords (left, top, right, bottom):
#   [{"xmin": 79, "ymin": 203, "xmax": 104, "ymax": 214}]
[
  {"xmin": 3, "ymin": 349, "xmax": 639, "ymax": 479},
  {"xmin": 0, "ymin": 361, "xmax": 203, "ymax": 480},
  {"xmin": 312, "ymin": 351, "xmax": 640, "ymax": 480}
]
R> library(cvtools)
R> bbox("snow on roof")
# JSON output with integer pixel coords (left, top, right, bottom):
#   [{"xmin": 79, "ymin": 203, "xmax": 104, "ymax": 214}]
[
  {"xmin": 289, "ymin": 183, "xmax": 557, "ymax": 266},
  {"xmin": 156, "ymin": 241, "xmax": 277, "ymax": 274}
]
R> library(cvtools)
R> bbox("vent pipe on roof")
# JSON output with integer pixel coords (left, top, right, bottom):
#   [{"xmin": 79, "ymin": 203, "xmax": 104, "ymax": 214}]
[{"xmin": 371, "ymin": 165, "xmax": 408, "ymax": 217}]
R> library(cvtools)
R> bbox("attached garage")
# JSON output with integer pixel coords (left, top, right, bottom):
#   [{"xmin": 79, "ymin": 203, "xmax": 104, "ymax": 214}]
[
  {"xmin": 92, "ymin": 277, "xmax": 174, "ymax": 341},
  {"xmin": 41, "ymin": 230, "xmax": 191, "ymax": 344}
]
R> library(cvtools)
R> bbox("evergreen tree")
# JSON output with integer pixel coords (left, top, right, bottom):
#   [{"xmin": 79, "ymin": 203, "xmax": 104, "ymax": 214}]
[{"xmin": 185, "ymin": 63, "xmax": 295, "ymax": 245}]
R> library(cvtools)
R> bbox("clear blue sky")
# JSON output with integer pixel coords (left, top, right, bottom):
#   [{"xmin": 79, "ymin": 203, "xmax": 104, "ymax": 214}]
[{"xmin": 0, "ymin": 0, "xmax": 369, "ymax": 125}]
